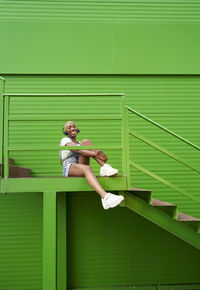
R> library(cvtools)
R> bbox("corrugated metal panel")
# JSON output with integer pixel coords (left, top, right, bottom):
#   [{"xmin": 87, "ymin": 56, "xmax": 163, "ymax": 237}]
[
  {"xmin": 1, "ymin": 1, "xmax": 200, "ymax": 23},
  {"xmin": 0, "ymin": 192, "xmax": 43, "ymax": 289},
  {"xmin": 3, "ymin": 74, "xmax": 200, "ymax": 218},
  {"xmin": 67, "ymin": 191, "xmax": 200, "ymax": 288}
]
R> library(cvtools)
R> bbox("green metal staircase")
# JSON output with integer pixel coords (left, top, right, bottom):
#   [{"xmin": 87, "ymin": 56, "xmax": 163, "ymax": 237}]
[
  {"xmin": 122, "ymin": 105, "xmax": 200, "ymax": 250},
  {"xmin": 122, "ymin": 188, "xmax": 200, "ymax": 250}
]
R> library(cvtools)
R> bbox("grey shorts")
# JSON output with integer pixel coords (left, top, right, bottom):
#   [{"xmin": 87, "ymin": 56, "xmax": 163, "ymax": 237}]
[{"xmin": 62, "ymin": 156, "xmax": 79, "ymax": 177}]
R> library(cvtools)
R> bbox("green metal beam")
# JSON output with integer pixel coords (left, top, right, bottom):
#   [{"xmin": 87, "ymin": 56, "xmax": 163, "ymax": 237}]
[
  {"xmin": 0, "ymin": 77, "xmax": 5, "ymax": 166},
  {"xmin": 5, "ymin": 93, "xmax": 125, "ymax": 97},
  {"xmin": 124, "ymin": 192, "xmax": 200, "ymax": 250},
  {"xmin": 43, "ymin": 191, "xmax": 57, "ymax": 290},
  {"xmin": 57, "ymin": 192, "xmax": 67, "ymax": 290},
  {"xmin": 3, "ymin": 96, "xmax": 9, "ymax": 179},
  {"xmin": 8, "ymin": 145, "xmax": 122, "ymax": 151},
  {"xmin": 1, "ymin": 176, "xmax": 127, "ymax": 193}
]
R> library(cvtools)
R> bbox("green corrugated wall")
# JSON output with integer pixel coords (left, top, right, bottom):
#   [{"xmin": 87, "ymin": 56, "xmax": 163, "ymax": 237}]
[
  {"xmin": 1, "ymin": 1, "xmax": 200, "ymax": 74},
  {"xmin": 0, "ymin": 192, "xmax": 43, "ymax": 289},
  {"xmin": 0, "ymin": 0, "xmax": 200, "ymax": 289},
  {"xmin": 1, "ymin": 191, "xmax": 200, "ymax": 289}
]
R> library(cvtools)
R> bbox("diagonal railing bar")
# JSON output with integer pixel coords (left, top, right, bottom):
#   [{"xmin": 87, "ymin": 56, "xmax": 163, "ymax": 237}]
[
  {"xmin": 126, "ymin": 105, "xmax": 200, "ymax": 151},
  {"xmin": 129, "ymin": 129, "xmax": 200, "ymax": 174},
  {"xmin": 129, "ymin": 160, "xmax": 200, "ymax": 205}
]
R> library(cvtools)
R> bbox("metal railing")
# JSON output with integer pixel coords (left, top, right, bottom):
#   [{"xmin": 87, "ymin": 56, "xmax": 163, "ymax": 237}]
[
  {"xmin": 125, "ymin": 105, "xmax": 200, "ymax": 204},
  {"xmin": 126, "ymin": 105, "xmax": 200, "ymax": 151},
  {"xmin": 1, "ymin": 90, "xmax": 199, "ymax": 205},
  {"xmin": 1, "ymin": 93, "xmax": 127, "ymax": 180}
]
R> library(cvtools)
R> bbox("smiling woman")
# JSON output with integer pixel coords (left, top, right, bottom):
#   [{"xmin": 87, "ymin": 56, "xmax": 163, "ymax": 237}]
[{"xmin": 60, "ymin": 121, "xmax": 124, "ymax": 210}]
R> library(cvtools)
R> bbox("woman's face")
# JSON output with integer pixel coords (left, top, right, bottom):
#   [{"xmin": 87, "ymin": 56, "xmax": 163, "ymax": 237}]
[{"xmin": 65, "ymin": 121, "xmax": 78, "ymax": 138}]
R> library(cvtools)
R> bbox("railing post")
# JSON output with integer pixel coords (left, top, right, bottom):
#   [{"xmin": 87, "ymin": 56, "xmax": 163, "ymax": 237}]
[
  {"xmin": 3, "ymin": 96, "xmax": 9, "ymax": 179},
  {"xmin": 0, "ymin": 78, "xmax": 5, "ymax": 172},
  {"xmin": 122, "ymin": 98, "xmax": 130, "ymax": 189},
  {"xmin": 43, "ymin": 191, "xmax": 57, "ymax": 290},
  {"xmin": 121, "ymin": 96, "xmax": 126, "ymax": 177},
  {"xmin": 57, "ymin": 192, "xmax": 67, "ymax": 290},
  {"xmin": 125, "ymin": 107, "xmax": 131, "ymax": 189}
]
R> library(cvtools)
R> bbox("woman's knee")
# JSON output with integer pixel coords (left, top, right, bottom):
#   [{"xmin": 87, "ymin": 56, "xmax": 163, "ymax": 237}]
[
  {"xmin": 81, "ymin": 164, "xmax": 93, "ymax": 175},
  {"xmin": 81, "ymin": 139, "xmax": 93, "ymax": 145}
]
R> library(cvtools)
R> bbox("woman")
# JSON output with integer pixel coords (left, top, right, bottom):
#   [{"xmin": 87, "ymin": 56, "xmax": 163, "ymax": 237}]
[{"xmin": 60, "ymin": 121, "xmax": 124, "ymax": 210}]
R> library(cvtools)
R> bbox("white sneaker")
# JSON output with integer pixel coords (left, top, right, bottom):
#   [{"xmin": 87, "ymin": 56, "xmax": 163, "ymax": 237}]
[
  {"xmin": 100, "ymin": 164, "xmax": 118, "ymax": 177},
  {"xmin": 101, "ymin": 193, "xmax": 124, "ymax": 210}
]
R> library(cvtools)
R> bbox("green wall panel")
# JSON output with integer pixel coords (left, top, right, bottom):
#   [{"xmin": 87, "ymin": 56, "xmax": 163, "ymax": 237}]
[
  {"xmin": 1, "ymin": 1, "xmax": 200, "ymax": 74},
  {"xmin": 67, "ymin": 191, "xmax": 200, "ymax": 288},
  {"xmin": 0, "ymin": 192, "xmax": 43, "ymax": 289}
]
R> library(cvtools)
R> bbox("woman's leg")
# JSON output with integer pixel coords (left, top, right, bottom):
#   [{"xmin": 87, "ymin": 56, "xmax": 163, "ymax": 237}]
[
  {"xmin": 79, "ymin": 139, "xmax": 107, "ymax": 166},
  {"xmin": 68, "ymin": 163, "xmax": 107, "ymax": 198}
]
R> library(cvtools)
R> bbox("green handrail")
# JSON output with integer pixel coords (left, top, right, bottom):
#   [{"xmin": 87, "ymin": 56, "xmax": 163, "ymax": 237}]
[
  {"xmin": 129, "ymin": 160, "xmax": 200, "ymax": 205},
  {"xmin": 129, "ymin": 129, "xmax": 200, "ymax": 174},
  {"xmin": 8, "ymin": 146, "xmax": 122, "ymax": 151},
  {"xmin": 126, "ymin": 105, "xmax": 200, "ymax": 205},
  {"xmin": 125, "ymin": 105, "xmax": 200, "ymax": 151}
]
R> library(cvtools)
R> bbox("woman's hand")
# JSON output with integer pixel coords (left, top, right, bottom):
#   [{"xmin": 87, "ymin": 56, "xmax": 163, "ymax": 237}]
[{"xmin": 95, "ymin": 150, "xmax": 108, "ymax": 162}]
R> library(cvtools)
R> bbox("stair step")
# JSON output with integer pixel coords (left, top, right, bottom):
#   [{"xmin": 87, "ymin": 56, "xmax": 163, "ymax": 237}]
[
  {"xmin": 151, "ymin": 198, "xmax": 175, "ymax": 206},
  {"xmin": 2, "ymin": 165, "xmax": 31, "ymax": 178},
  {"xmin": 129, "ymin": 187, "xmax": 152, "ymax": 204},
  {"xmin": 178, "ymin": 212, "xmax": 200, "ymax": 221},
  {"xmin": 179, "ymin": 221, "xmax": 200, "ymax": 233},
  {"xmin": 151, "ymin": 198, "xmax": 178, "ymax": 218}
]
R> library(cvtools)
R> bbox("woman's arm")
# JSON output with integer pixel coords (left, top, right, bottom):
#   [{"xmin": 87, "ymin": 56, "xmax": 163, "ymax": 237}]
[{"xmin": 65, "ymin": 142, "xmax": 97, "ymax": 157}]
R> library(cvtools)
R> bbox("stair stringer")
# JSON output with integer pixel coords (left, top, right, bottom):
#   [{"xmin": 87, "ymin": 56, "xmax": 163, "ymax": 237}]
[{"xmin": 122, "ymin": 191, "xmax": 200, "ymax": 251}]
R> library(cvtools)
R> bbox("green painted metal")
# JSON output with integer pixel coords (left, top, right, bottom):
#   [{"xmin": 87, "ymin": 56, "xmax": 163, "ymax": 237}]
[
  {"xmin": 132, "ymin": 189, "xmax": 152, "ymax": 204},
  {"xmin": 3, "ymin": 96, "xmax": 9, "ymax": 179},
  {"xmin": 128, "ymin": 123, "xmax": 200, "ymax": 222},
  {"xmin": 1, "ymin": 2, "xmax": 200, "ymax": 74},
  {"xmin": 121, "ymin": 95, "xmax": 126, "ymax": 177},
  {"xmin": 123, "ymin": 104, "xmax": 131, "ymax": 188},
  {"xmin": 0, "ymin": 192, "xmax": 43, "ymax": 289},
  {"xmin": 129, "ymin": 129, "xmax": 200, "ymax": 174},
  {"xmin": 69, "ymin": 287, "xmax": 156, "ymax": 290},
  {"xmin": 0, "ymin": 78, "xmax": 4, "ymax": 166},
  {"xmin": 4, "ymin": 93, "xmax": 124, "ymax": 178},
  {"xmin": 125, "ymin": 103, "xmax": 200, "ymax": 217},
  {"xmin": 157, "ymin": 285, "xmax": 200, "ymax": 290},
  {"xmin": 57, "ymin": 192, "xmax": 67, "ymax": 290},
  {"xmin": 126, "ymin": 105, "xmax": 200, "ymax": 151},
  {"xmin": 8, "ymin": 145, "xmax": 123, "ymax": 151},
  {"xmin": 69, "ymin": 286, "xmax": 200, "ymax": 290},
  {"xmin": 129, "ymin": 160, "xmax": 200, "ymax": 205},
  {"xmin": 0, "ymin": 0, "xmax": 200, "ymax": 288},
  {"xmin": 67, "ymin": 191, "xmax": 200, "ymax": 288},
  {"xmin": 43, "ymin": 191, "xmax": 56, "ymax": 290},
  {"xmin": 154, "ymin": 205, "xmax": 178, "ymax": 219},
  {"xmin": 1, "ymin": 176, "xmax": 127, "ymax": 193},
  {"xmin": 124, "ymin": 192, "xmax": 200, "ymax": 250}
]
